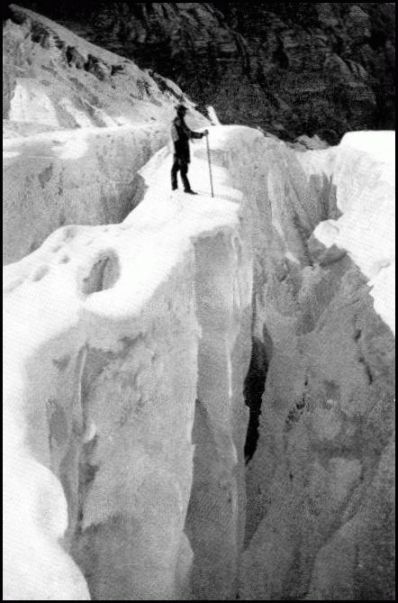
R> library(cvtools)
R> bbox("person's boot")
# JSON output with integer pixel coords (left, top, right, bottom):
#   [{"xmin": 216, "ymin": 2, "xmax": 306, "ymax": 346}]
[
  {"xmin": 184, "ymin": 189, "xmax": 198, "ymax": 195},
  {"xmin": 172, "ymin": 184, "xmax": 178, "ymax": 191}
]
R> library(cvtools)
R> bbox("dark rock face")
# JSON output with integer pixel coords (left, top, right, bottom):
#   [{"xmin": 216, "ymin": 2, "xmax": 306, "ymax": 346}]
[{"xmin": 13, "ymin": 2, "xmax": 395, "ymax": 143}]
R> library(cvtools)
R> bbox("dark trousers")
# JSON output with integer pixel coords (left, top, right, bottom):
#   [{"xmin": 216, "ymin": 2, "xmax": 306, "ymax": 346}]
[{"xmin": 171, "ymin": 157, "xmax": 191, "ymax": 191}]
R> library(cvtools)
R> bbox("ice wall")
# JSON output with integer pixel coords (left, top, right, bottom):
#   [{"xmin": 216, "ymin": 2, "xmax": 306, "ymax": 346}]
[
  {"xmin": 3, "ymin": 126, "xmax": 395, "ymax": 600},
  {"xmin": 217, "ymin": 129, "xmax": 395, "ymax": 600},
  {"xmin": 3, "ymin": 125, "xmax": 166, "ymax": 264},
  {"xmin": 3, "ymin": 140, "xmax": 253, "ymax": 600}
]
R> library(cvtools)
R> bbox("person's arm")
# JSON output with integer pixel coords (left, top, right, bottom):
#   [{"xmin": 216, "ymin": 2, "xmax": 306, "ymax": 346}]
[
  {"xmin": 173, "ymin": 117, "xmax": 208, "ymax": 140},
  {"xmin": 187, "ymin": 126, "xmax": 209, "ymax": 139},
  {"xmin": 189, "ymin": 130, "xmax": 204, "ymax": 139}
]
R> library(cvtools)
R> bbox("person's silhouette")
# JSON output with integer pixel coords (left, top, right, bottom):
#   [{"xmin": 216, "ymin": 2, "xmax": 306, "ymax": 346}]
[{"xmin": 171, "ymin": 104, "xmax": 208, "ymax": 194}]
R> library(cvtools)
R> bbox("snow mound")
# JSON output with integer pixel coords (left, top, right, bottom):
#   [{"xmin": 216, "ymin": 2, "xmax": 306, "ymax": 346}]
[{"xmin": 341, "ymin": 130, "xmax": 395, "ymax": 165}]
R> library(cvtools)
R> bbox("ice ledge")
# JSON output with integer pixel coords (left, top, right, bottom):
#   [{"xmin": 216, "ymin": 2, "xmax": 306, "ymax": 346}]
[{"xmin": 3, "ymin": 130, "xmax": 253, "ymax": 600}]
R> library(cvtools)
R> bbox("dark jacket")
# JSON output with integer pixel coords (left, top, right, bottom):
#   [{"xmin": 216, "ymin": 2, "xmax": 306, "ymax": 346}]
[{"xmin": 171, "ymin": 116, "xmax": 203, "ymax": 163}]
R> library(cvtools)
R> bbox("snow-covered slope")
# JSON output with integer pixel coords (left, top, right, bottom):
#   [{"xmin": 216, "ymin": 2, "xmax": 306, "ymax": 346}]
[
  {"xmin": 3, "ymin": 4, "xmax": 196, "ymax": 131},
  {"xmin": 4, "ymin": 122, "xmax": 395, "ymax": 600},
  {"xmin": 3, "ymin": 4, "xmax": 208, "ymax": 264}
]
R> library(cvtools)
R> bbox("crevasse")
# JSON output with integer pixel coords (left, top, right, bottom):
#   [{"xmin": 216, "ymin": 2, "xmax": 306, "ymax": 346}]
[{"xmin": 3, "ymin": 126, "xmax": 395, "ymax": 600}]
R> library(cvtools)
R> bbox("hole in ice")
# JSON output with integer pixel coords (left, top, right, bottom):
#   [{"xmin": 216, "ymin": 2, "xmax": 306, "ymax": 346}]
[{"xmin": 81, "ymin": 251, "xmax": 120, "ymax": 295}]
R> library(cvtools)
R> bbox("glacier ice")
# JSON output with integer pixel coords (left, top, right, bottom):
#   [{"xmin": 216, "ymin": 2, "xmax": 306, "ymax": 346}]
[
  {"xmin": 4, "ymin": 125, "xmax": 395, "ymax": 600},
  {"xmin": 3, "ymin": 5, "xmax": 395, "ymax": 601}
]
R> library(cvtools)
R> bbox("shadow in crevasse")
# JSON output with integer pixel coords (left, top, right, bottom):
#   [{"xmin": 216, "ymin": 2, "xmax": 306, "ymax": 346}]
[
  {"xmin": 242, "ymin": 234, "xmax": 395, "ymax": 600},
  {"xmin": 308, "ymin": 172, "xmax": 342, "ymax": 223},
  {"xmin": 115, "ymin": 173, "xmax": 149, "ymax": 223},
  {"xmin": 126, "ymin": 172, "xmax": 148, "ymax": 213},
  {"xmin": 243, "ymin": 329, "xmax": 273, "ymax": 464}
]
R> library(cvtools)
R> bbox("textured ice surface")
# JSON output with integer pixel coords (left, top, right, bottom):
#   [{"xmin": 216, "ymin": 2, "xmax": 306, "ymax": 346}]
[
  {"xmin": 3, "ymin": 125, "xmax": 395, "ymax": 600},
  {"xmin": 3, "ymin": 127, "xmax": 253, "ymax": 600},
  {"xmin": 232, "ymin": 130, "xmax": 395, "ymax": 600}
]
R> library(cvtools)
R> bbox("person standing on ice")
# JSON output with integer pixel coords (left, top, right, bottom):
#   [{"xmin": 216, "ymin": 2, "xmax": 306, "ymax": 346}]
[{"xmin": 171, "ymin": 104, "xmax": 208, "ymax": 194}]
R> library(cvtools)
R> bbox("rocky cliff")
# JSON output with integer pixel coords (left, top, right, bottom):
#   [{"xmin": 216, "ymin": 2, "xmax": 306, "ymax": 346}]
[{"xmin": 14, "ymin": 1, "xmax": 396, "ymax": 143}]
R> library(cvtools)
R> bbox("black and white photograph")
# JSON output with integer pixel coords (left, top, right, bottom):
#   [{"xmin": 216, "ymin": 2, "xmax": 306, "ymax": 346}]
[{"xmin": 3, "ymin": 1, "xmax": 395, "ymax": 600}]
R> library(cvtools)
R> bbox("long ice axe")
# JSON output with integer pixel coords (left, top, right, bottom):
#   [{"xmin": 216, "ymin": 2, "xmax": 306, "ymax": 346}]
[{"xmin": 206, "ymin": 133, "xmax": 214, "ymax": 198}]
